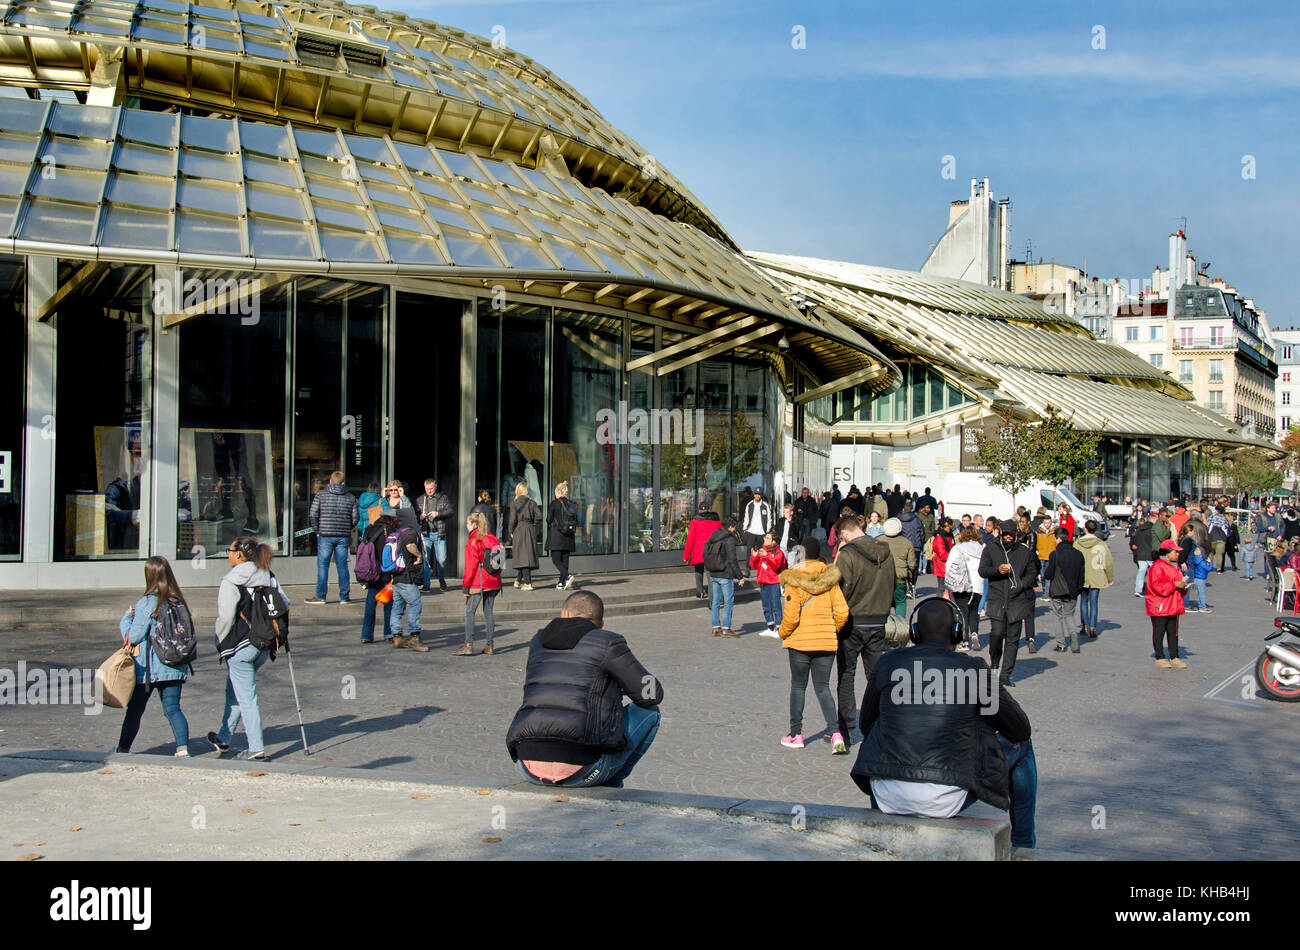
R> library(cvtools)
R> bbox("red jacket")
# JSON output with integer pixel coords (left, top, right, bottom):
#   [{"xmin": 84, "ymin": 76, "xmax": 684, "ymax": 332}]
[
  {"xmin": 683, "ymin": 515, "xmax": 721, "ymax": 565},
  {"xmin": 932, "ymin": 533, "xmax": 953, "ymax": 578},
  {"xmin": 463, "ymin": 529, "xmax": 503, "ymax": 591},
  {"xmin": 1059, "ymin": 513, "xmax": 1077, "ymax": 541},
  {"xmin": 749, "ymin": 546, "xmax": 787, "ymax": 585},
  {"xmin": 1144, "ymin": 557, "xmax": 1185, "ymax": 617}
]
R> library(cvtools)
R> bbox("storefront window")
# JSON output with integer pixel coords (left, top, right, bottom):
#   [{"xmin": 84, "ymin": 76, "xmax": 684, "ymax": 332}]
[
  {"xmin": 553, "ymin": 309, "xmax": 622, "ymax": 555},
  {"xmin": 660, "ymin": 355, "xmax": 700, "ymax": 547},
  {"xmin": 52, "ymin": 263, "xmax": 152, "ymax": 560},
  {"xmin": 628, "ymin": 322, "xmax": 655, "ymax": 553},
  {"xmin": 0, "ymin": 257, "xmax": 24, "ymax": 558},
  {"xmin": 176, "ymin": 273, "xmax": 288, "ymax": 559}
]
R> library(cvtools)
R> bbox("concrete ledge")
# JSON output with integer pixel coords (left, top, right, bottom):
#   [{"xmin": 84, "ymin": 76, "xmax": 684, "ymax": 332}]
[{"xmin": 1, "ymin": 748, "xmax": 1022, "ymax": 860}]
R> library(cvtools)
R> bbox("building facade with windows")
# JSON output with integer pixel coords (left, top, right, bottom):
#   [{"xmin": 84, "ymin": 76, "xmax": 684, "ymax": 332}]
[{"xmin": 0, "ymin": 0, "xmax": 898, "ymax": 588}]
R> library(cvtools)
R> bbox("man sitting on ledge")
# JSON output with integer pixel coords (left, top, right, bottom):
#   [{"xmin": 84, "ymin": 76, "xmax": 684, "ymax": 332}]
[
  {"xmin": 507, "ymin": 590, "xmax": 664, "ymax": 789},
  {"xmin": 849, "ymin": 597, "xmax": 1038, "ymax": 847}
]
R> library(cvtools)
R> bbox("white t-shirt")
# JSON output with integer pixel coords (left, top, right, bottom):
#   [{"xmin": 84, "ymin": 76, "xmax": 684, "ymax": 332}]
[
  {"xmin": 870, "ymin": 779, "xmax": 969, "ymax": 818},
  {"xmin": 779, "ymin": 518, "xmax": 792, "ymax": 550},
  {"xmin": 745, "ymin": 502, "xmax": 767, "ymax": 536}
]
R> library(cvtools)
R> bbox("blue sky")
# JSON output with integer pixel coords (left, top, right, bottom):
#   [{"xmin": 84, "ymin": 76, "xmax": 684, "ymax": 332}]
[{"xmin": 412, "ymin": 0, "xmax": 1298, "ymax": 327}]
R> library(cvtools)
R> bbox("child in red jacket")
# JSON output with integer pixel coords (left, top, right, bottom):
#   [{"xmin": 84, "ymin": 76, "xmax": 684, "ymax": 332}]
[
  {"xmin": 750, "ymin": 533, "xmax": 788, "ymax": 637},
  {"xmin": 1145, "ymin": 539, "xmax": 1189, "ymax": 669}
]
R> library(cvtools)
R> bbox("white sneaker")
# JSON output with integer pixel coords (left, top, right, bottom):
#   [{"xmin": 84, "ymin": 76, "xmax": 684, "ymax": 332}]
[
  {"xmin": 760, "ymin": 625, "xmax": 779, "ymax": 638},
  {"xmin": 563, "ymin": 575, "xmax": 577, "ymax": 590}
]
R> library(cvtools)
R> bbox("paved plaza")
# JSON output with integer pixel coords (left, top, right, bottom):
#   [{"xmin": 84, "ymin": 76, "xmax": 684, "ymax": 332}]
[{"xmin": 2, "ymin": 535, "xmax": 1298, "ymax": 860}]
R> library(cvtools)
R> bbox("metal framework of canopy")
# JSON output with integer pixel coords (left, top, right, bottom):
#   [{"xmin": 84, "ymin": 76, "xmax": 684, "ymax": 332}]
[
  {"xmin": 0, "ymin": 97, "xmax": 899, "ymax": 393},
  {"xmin": 0, "ymin": 0, "xmax": 733, "ymax": 245}
]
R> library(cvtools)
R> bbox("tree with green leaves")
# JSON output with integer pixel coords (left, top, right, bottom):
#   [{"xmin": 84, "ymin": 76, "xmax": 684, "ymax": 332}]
[
  {"xmin": 973, "ymin": 415, "xmax": 1038, "ymax": 512},
  {"xmin": 1030, "ymin": 406, "xmax": 1103, "ymax": 508},
  {"xmin": 1218, "ymin": 448, "xmax": 1284, "ymax": 498}
]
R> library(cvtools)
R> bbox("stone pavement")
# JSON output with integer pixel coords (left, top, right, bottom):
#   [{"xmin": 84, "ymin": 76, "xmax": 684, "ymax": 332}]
[{"xmin": 2, "ymin": 538, "xmax": 1297, "ymax": 860}]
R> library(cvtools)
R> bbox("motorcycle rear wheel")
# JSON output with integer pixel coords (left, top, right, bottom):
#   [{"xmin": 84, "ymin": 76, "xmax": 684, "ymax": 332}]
[{"xmin": 1255, "ymin": 649, "xmax": 1300, "ymax": 702}]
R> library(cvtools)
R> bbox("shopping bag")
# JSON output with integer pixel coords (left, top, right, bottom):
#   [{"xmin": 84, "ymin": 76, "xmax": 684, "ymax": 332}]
[{"xmin": 95, "ymin": 645, "xmax": 137, "ymax": 709}]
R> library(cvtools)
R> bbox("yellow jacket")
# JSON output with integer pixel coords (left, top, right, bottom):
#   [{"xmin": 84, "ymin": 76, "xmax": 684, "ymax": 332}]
[{"xmin": 778, "ymin": 560, "xmax": 849, "ymax": 652}]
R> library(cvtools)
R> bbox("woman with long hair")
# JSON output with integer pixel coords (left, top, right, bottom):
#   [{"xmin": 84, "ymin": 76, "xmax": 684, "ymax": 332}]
[
  {"xmin": 546, "ymin": 481, "xmax": 578, "ymax": 590},
  {"xmin": 116, "ymin": 556, "xmax": 192, "ymax": 755},
  {"xmin": 208, "ymin": 536, "xmax": 280, "ymax": 760},
  {"xmin": 457, "ymin": 511, "xmax": 503, "ymax": 656},
  {"xmin": 508, "ymin": 481, "xmax": 542, "ymax": 590}
]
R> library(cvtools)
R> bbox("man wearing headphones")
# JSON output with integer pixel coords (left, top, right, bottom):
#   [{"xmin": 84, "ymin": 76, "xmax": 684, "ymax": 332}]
[
  {"xmin": 978, "ymin": 516, "xmax": 1039, "ymax": 687},
  {"xmin": 850, "ymin": 598, "xmax": 1036, "ymax": 846}
]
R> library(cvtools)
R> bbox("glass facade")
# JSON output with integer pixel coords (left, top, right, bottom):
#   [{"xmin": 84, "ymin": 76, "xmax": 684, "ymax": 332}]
[
  {"xmin": 0, "ymin": 257, "xmax": 24, "ymax": 558},
  {"xmin": 52, "ymin": 262, "xmax": 152, "ymax": 560},
  {"xmin": 830, "ymin": 363, "xmax": 972, "ymax": 425}
]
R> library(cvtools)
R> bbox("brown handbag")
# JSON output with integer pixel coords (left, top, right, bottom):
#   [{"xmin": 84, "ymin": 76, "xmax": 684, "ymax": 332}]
[{"xmin": 95, "ymin": 644, "xmax": 137, "ymax": 709}]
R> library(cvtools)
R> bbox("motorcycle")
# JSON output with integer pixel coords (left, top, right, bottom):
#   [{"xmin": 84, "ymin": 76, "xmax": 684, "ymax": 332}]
[{"xmin": 1255, "ymin": 618, "xmax": 1300, "ymax": 702}]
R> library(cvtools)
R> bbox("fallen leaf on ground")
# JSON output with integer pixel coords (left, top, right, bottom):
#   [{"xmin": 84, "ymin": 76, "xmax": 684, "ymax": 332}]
[
  {"xmin": 96, "ymin": 769, "xmax": 113, "ymax": 775},
  {"xmin": 241, "ymin": 809, "xmax": 256, "ymax": 815},
  {"xmin": 483, "ymin": 837, "xmax": 501, "ymax": 843},
  {"xmin": 245, "ymin": 771, "xmax": 267, "ymax": 777},
  {"xmin": 410, "ymin": 794, "xmax": 429, "ymax": 799},
  {"xmin": 223, "ymin": 798, "xmax": 232, "ymax": 802},
  {"xmin": 288, "ymin": 823, "xmax": 300, "ymax": 827},
  {"xmin": 551, "ymin": 795, "xmax": 569, "ymax": 803},
  {"xmin": 615, "ymin": 822, "xmax": 624, "ymax": 827},
  {"xmin": 16, "ymin": 854, "xmax": 42, "ymax": 861},
  {"xmin": 11, "ymin": 844, "xmax": 21, "ymax": 847},
  {"xmin": 476, "ymin": 789, "xmax": 491, "ymax": 796},
  {"xmin": 33, "ymin": 842, "xmax": 44, "ymax": 846},
  {"xmin": 67, "ymin": 827, "xmax": 81, "ymax": 832},
  {"xmin": 316, "ymin": 818, "xmax": 326, "ymax": 822}
]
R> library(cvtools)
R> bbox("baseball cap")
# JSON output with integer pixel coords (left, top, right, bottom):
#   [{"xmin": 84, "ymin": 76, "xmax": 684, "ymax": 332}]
[{"xmin": 1159, "ymin": 539, "xmax": 1179, "ymax": 551}]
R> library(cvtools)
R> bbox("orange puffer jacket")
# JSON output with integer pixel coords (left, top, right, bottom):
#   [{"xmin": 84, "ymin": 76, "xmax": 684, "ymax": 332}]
[{"xmin": 778, "ymin": 560, "xmax": 849, "ymax": 652}]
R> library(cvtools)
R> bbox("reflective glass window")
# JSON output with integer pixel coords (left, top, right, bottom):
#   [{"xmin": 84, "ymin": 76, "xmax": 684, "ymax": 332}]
[
  {"xmin": 100, "ymin": 207, "xmax": 170, "ymax": 248},
  {"xmin": 0, "ymin": 257, "xmax": 24, "ymax": 557},
  {"xmin": 249, "ymin": 216, "xmax": 312, "ymax": 258},
  {"xmin": 176, "ymin": 209, "xmax": 245, "ymax": 254},
  {"xmin": 18, "ymin": 199, "xmax": 98, "ymax": 244}
]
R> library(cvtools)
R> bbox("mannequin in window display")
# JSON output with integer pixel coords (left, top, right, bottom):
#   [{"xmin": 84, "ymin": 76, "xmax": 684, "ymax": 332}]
[
  {"xmin": 212, "ymin": 431, "xmax": 259, "ymax": 534},
  {"xmin": 104, "ymin": 427, "xmax": 144, "ymax": 551}
]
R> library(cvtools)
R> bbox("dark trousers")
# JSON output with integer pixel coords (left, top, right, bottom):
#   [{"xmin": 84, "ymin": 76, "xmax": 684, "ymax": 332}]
[
  {"xmin": 788, "ymin": 649, "xmax": 838, "ymax": 738},
  {"xmin": 551, "ymin": 550, "xmax": 571, "ymax": 584},
  {"xmin": 517, "ymin": 567, "xmax": 532, "ymax": 584},
  {"xmin": 836, "ymin": 622, "xmax": 886, "ymax": 738},
  {"xmin": 693, "ymin": 563, "xmax": 707, "ymax": 597},
  {"xmin": 117, "ymin": 680, "xmax": 188, "ymax": 752},
  {"xmin": 950, "ymin": 591, "xmax": 980, "ymax": 644},
  {"xmin": 1151, "ymin": 614, "xmax": 1180, "ymax": 659},
  {"xmin": 988, "ymin": 617, "xmax": 1023, "ymax": 684}
]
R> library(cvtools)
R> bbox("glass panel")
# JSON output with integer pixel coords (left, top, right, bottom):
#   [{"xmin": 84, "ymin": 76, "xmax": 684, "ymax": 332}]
[
  {"xmin": 384, "ymin": 232, "xmax": 448, "ymax": 266},
  {"xmin": 552, "ymin": 309, "xmax": 622, "ymax": 555},
  {"xmin": 311, "ymin": 201, "xmax": 369, "ymax": 231},
  {"xmin": 246, "ymin": 181, "xmax": 305, "ymax": 218},
  {"xmin": 929, "ymin": 369, "xmax": 945, "ymax": 414},
  {"xmin": 179, "ymin": 150, "xmax": 238, "ymax": 180},
  {"xmin": 53, "ymin": 263, "xmax": 152, "ymax": 560},
  {"xmin": 115, "ymin": 142, "xmax": 174, "ymax": 176},
  {"xmin": 0, "ymin": 136, "xmax": 38, "ymax": 168},
  {"xmin": 177, "ymin": 274, "xmax": 289, "ymax": 557},
  {"xmin": 100, "ymin": 206, "xmax": 170, "ymax": 248},
  {"xmin": 119, "ymin": 110, "xmax": 178, "ymax": 145},
  {"xmin": 238, "ymin": 123, "xmax": 292, "ymax": 159},
  {"xmin": 413, "ymin": 176, "xmax": 464, "ymax": 206},
  {"xmin": 133, "ymin": 18, "xmax": 187, "ymax": 43},
  {"xmin": 628, "ymin": 327, "xmax": 654, "ymax": 554},
  {"xmin": 31, "ymin": 166, "xmax": 103, "ymax": 203},
  {"xmin": 440, "ymin": 229, "xmax": 497, "ymax": 266},
  {"xmin": 291, "ymin": 128, "xmax": 345, "ymax": 159},
  {"xmin": 49, "ymin": 103, "xmax": 117, "ymax": 140},
  {"xmin": 18, "ymin": 198, "xmax": 98, "ymax": 245},
  {"xmin": 177, "ymin": 178, "xmax": 239, "ymax": 215},
  {"xmin": 494, "ymin": 234, "xmax": 552, "ymax": 270},
  {"xmin": 192, "ymin": 26, "xmax": 238, "ymax": 51},
  {"xmin": 176, "ymin": 209, "xmax": 244, "ymax": 254},
  {"xmin": 249, "ymin": 216, "xmax": 312, "ymax": 258},
  {"xmin": 243, "ymin": 37, "xmax": 290, "ymax": 60},
  {"xmin": 317, "ymin": 227, "xmax": 383, "ymax": 262},
  {"xmin": 180, "ymin": 115, "xmax": 238, "ymax": 153},
  {"xmin": 2, "ymin": 98, "xmax": 50, "ymax": 136},
  {"xmin": 106, "ymin": 171, "xmax": 171, "ymax": 208},
  {"xmin": 43, "ymin": 138, "xmax": 112, "ymax": 171},
  {"xmin": 0, "ymin": 257, "xmax": 24, "ymax": 557}
]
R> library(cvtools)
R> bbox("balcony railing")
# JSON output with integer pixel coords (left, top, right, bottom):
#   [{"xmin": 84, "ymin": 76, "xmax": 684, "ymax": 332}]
[{"xmin": 1174, "ymin": 336, "xmax": 1228, "ymax": 349}]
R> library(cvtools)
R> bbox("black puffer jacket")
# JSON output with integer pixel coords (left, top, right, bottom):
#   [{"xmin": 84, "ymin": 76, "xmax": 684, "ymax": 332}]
[
  {"xmin": 978, "ymin": 538, "xmax": 1038, "ymax": 623},
  {"xmin": 507, "ymin": 617, "xmax": 664, "ymax": 763},
  {"xmin": 850, "ymin": 641, "xmax": 1031, "ymax": 810}
]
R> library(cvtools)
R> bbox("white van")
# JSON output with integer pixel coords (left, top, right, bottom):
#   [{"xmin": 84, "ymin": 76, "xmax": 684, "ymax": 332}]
[{"xmin": 934, "ymin": 475, "xmax": 1109, "ymax": 538}]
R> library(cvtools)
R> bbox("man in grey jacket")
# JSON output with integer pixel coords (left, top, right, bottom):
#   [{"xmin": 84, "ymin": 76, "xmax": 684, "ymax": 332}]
[
  {"xmin": 306, "ymin": 471, "xmax": 359, "ymax": 605},
  {"xmin": 416, "ymin": 478, "xmax": 454, "ymax": 592}
]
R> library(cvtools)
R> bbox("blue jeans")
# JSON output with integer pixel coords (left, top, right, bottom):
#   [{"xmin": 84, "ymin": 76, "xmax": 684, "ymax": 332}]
[
  {"xmin": 1186, "ymin": 576, "xmax": 1208, "ymax": 609},
  {"xmin": 1244, "ymin": 553, "xmax": 1256, "ymax": 580},
  {"xmin": 117, "ymin": 681, "xmax": 188, "ymax": 752},
  {"xmin": 1134, "ymin": 560, "xmax": 1151, "ymax": 595},
  {"xmin": 218, "ymin": 643, "xmax": 270, "ymax": 754},
  {"xmin": 710, "ymin": 577, "xmax": 735, "ymax": 628},
  {"xmin": 361, "ymin": 585, "xmax": 393, "ymax": 642},
  {"xmin": 760, "ymin": 582, "xmax": 783, "ymax": 626},
  {"xmin": 518, "ymin": 703, "xmax": 662, "ymax": 789},
  {"xmin": 977, "ymin": 586, "xmax": 988, "ymax": 614},
  {"xmin": 390, "ymin": 582, "xmax": 422, "ymax": 636},
  {"xmin": 315, "ymin": 536, "xmax": 351, "ymax": 601},
  {"xmin": 998, "ymin": 735, "xmax": 1038, "ymax": 848},
  {"xmin": 422, "ymin": 532, "xmax": 446, "ymax": 587},
  {"xmin": 1079, "ymin": 587, "xmax": 1100, "ymax": 630}
]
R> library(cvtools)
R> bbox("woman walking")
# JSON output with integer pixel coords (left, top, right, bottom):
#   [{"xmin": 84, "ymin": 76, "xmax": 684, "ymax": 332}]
[
  {"xmin": 864, "ymin": 510, "xmax": 885, "ymax": 538},
  {"xmin": 546, "ymin": 481, "xmax": 579, "ymax": 590},
  {"xmin": 208, "ymin": 536, "xmax": 281, "ymax": 760},
  {"xmin": 457, "ymin": 512, "xmax": 503, "ymax": 656},
  {"xmin": 1147, "ymin": 539, "xmax": 1189, "ymax": 668},
  {"xmin": 508, "ymin": 482, "xmax": 542, "ymax": 591},
  {"xmin": 944, "ymin": 527, "xmax": 985, "ymax": 651},
  {"xmin": 749, "ymin": 531, "xmax": 787, "ymax": 637},
  {"xmin": 116, "ymin": 557, "xmax": 192, "ymax": 756},
  {"xmin": 931, "ymin": 516, "xmax": 955, "ymax": 593},
  {"xmin": 777, "ymin": 537, "xmax": 850, "ymax": 753}
]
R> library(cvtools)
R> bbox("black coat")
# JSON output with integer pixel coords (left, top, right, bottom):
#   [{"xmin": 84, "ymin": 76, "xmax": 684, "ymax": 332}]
[
  {"xmin": 508, "ymin": 495, "xmax": 542, "ymax": 570},
  {"xmin": 545, "ymin": 497, "xmax": 578, "ymax": 553},
  {"xmin": 1042, "ymin": 542, "xmax": 1085, "ymax": 599},
  {"xmin": 506, "ymin": 617, "xmax": 664, "ymax": 762},
  {"xmin": 978, "ymin": 539, "xmax": 1038, "ymax": 623},
  {"xmin": 851, "ymin": 641, "xmax": 1030, "ymax": 811},
  {"xmin": 1131, "ymin": 521, "xmax": 1156, "ymax": 563}
]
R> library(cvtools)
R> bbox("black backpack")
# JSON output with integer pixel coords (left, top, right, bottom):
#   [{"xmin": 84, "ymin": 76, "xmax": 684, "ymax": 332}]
[
  {"xmin": 556, "ymin": 499, "xmax": 578, "ymax": 536},
  {"xmin": 702, "ymin": 531, "xmax": 730, "ymax": 573},
  {"xmin": 150, "ymin": 597, "xmax": 198, "ymax": 671},
  {"xmin": 237, "ymin": 578, "xmax": 290, "ymax": 654}
]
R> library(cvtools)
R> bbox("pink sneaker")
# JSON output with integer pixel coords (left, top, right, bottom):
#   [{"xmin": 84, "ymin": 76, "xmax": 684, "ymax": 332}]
[
  {"xmin": 831, "ymin": 732, "xmax": 847, "ymax": 754},
  {"xmin": 780, "ymin": 734, "xmax": 805, "ymax": 749}
]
